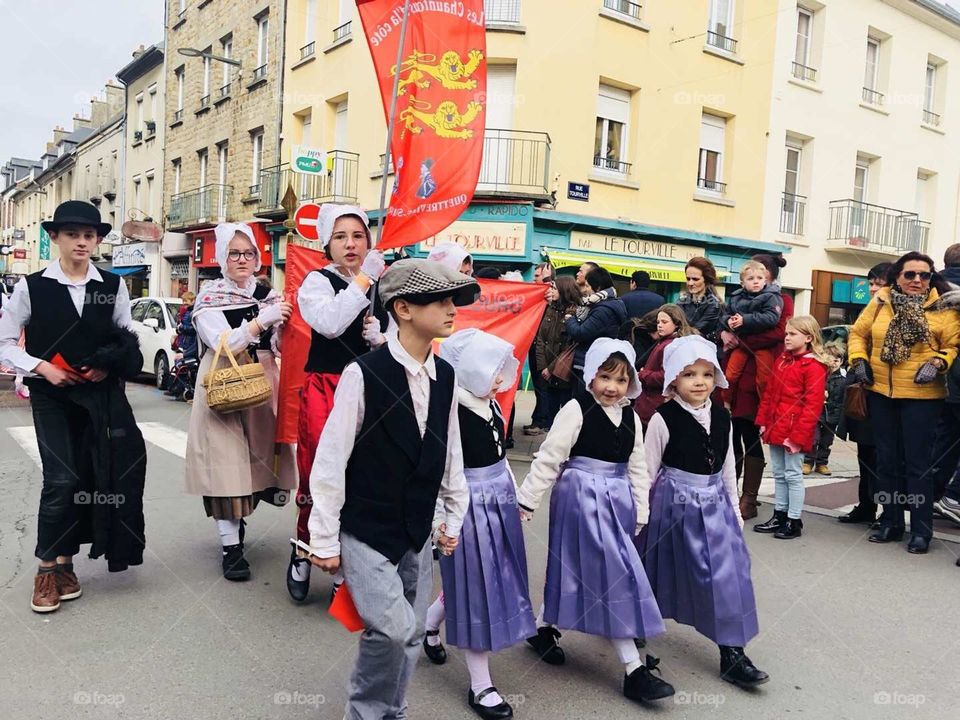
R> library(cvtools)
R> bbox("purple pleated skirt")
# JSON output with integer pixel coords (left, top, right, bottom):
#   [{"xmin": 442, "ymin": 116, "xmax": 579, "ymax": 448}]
[
  {"xmin": 439, "ymin": 459, "xmax": 537, "ymax": 652},
  {"xmin": 543, "ymin": 456, "xmax": 665, "ymax": 640},
  {"xmin": 639, "ymin": 465, "xmax": 759, "ymax": 647}
]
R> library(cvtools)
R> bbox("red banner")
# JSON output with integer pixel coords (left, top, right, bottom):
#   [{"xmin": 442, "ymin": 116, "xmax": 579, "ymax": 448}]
[
  {"xmin": 356, "ymin": 0, "xmax": 487, "ymax": 250},
  {"xmin": 275, "ymin": 244, "xmax": 546, "ymax": 444}
]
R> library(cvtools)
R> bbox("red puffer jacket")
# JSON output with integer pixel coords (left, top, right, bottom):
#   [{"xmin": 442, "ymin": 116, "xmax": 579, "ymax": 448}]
[{"xmin": 755, "ymin": 351, "xmax": 827, "ymax": 453}]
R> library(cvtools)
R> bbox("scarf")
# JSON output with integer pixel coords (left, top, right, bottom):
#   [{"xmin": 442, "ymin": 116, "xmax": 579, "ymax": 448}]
[
  {"xmin": 575, "ymin": 286, "xmax": 616, "ymax": 321},
  {"xmin": 880, "ymin": 288, "xmax": 930, "ymax": 365},
  {"xmin": 193, "ymin": 276, "xmax": 281, "ymax": 318}
]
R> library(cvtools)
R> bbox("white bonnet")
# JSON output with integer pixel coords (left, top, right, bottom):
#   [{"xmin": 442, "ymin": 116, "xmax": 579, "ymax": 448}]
[
  {"xmin": 439, "ymin": 328, "xmax": 519, "ymax": 397},
  {"xmin": 214, "ymin": 222, "xmax": 261, "ymax": 271},
  {"xmin": 583, "ymin": 338, "xmax": 641, "ymax": 399},
  {"xmin": 427, "ymin": 241, "xmax": 472, "ymax": 272},
  {"xmin": 661, "ymin": 335, "xmax": 729, "ymax": 395},
  {"xmin": 319, "ymin": 204, "xmax": 371, "ymax": 251}
]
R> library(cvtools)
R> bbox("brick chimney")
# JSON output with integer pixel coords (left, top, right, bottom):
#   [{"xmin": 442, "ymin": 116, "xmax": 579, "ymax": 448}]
[
  {"xmin": 73, "ymin": 114, "xmax": 93, "ymax": 131},
  {"xmin": 52, "ymin": 126, "xmax": 69, "ymax": 145}
]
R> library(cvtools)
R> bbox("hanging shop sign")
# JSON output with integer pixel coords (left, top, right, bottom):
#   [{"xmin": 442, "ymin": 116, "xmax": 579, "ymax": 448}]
[
  {"xmin": 569, "ymin": 231, "xmax": 703, "ymax": 263},
  {"xmin": 420, "ymin": 220, "xmax": 527, "ymax": 257}
]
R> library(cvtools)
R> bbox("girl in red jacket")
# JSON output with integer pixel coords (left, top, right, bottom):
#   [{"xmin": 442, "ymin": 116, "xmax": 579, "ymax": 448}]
[
  {"xmin": 634, "ymin": 304, "xmax": 695, "ymax": 428},
  {"xmin": 753, "ymin": 316, "xmax": 828, "ymax": 539}
]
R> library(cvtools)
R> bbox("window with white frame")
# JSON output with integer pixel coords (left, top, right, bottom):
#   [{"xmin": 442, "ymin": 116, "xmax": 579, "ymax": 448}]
[
  {"xmin": 707, "ymin": 0, "xmax": 736, "ymax": 51},
  {"xmin": 698, "ymin": 113, "xmax": 726, "ymax": 192},
  {"xmin": 304, "ymin": 0, "xmax": 316, "ymax": 46},
  {"xmin": 198, "ymin": 149, "xmax": 208, "ymax": 187},
  {"xmin": 145, "ymin": 174, "xmax": 154, "ymax": 216},
  {"xmin": 148, "ymin": 84, "xmax": 157, "ymax": 125},
  {"xmin": 251, "ymin": 131, "xmax": 264, "ymax": 188},
  {"xmin": 339, "ymin": 0, "xmax": 352, "ymax": 25},
  {"xmin": 853, "ymin": 160, "xmax": 869, "ymax": 204},
  {"xmin": 594, "ymin": 85, "xmax": 630, "ymax": 174},
  {"xmin": 175, "ymin": 67, "xmax": 184, "ymax": 112},
  {"xmin": 863, "ymin": 37, "xmax": 882, "ymax": 104},
  {"xmin": 172, "ymin": 159, "xmax": 182, "ymax": 194},
  {"xmin": 136, "ymin": 94, "xmax": 144, "ymax": 133},
  {"xmin": 218, "ymin": 143, "xmax": 228, "ymax": 186},
  {"xmin": 793, "ymin": 8, "xmax": 816, "ymax": 80},
  {"xmin": 923, "ymin": 62, "xmax": 941, "ymax": 125},
  {"xmin": 782, "ymin": 139, "xmax": 805, "ymax": 234},
  {"xmin": 202, "ymin": 50, "xmax": 212, "ymax": 101},
  {"xmin": 221, "ymin": 37, "xmax": 233, "ymax": 88},
  {"xmin": 133, "ymin": 177, "xmax": 141, "ymax": 209},
  {"xmin": 257, "ymin": 15, "xmax": 270, "ymax": 68}
]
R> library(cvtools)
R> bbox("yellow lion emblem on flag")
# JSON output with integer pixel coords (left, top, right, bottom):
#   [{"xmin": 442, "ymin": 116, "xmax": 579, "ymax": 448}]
[
  {"xmin": 391, "ymin": 49, "xmax": 485, "ymax": 95},
  {"xmin": 399, "ymin": 98, "xmax": 483, "ymax": 139}
]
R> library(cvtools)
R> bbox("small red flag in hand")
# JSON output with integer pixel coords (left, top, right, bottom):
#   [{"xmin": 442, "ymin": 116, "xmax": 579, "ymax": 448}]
[{"xmin": 329, "ymin": 582, "xmax": 364, "ymax": 632}]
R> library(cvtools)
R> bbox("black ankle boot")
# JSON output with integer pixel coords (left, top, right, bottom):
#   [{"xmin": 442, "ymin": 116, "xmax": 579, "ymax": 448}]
[
  {"xmin": 222, "ymin": 544, "xmax": 250, "ymax": 581},
  {"xmin": 285, "ymin": 549, "xmax": 310, "ymax": 601},
  {"xmin": 526, "ymin": 626, "xmax": 565, "ymax": 665},
  {"xmin": 719, "ymin": 646, "xmax": 770, "ymax": 687},
  {"xmin": 869, "ymin": 525, "xmax": 905, "ymax": 543},
  {"xmin": 774, "ymin": 517, "xmax": 803, "ymax": 539},
  {"xmin": 754, "ymin": 510, "xmax": 788, "ymax": 534},
  {"xmin": 422, "ymin": 630, "xmax": 447, "ymax": 665},
  {"xmin": 623, "ymin": 655, "xmax": 675, "ymax": 702}
]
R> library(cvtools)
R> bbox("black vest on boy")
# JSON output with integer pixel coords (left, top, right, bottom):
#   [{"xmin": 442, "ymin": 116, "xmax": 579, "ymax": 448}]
[
  {"xmin": 458, "ymin": 401, "xmax": 506, "ymax": 469},
  {"xmin": 304, "ymin": 268, "xmax": 389, "ymax": 375},
  {"xmin": 570, "ymin": 395, "xmax": 635, "ymax": 463},
  {"xmin": 24, "ymin": 270, "xmax": 121, "ymax": 385},
  {"xmin": 657, "ymin": 400, "xmax": 730, "ymax": 475},
  {"xmin": 340, "ymin": 345, "xmax": 455, "ymax": 564}
]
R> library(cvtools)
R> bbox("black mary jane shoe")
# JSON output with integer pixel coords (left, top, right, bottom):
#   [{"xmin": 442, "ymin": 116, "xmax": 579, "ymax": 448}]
[
  {"xmin": 869, "ymin": 526, "xmax": 905, "ymax": 544},
  {"xmin": 720, "ymin": 646, "xmax": 770, "ymax": 687},
  {"xmin": 422, "ymin": 630, "xmax": 447, "ymax": 665},
  {"xmin": 526, "ymin": 626, "xmax": 565, "ymax": 665},
  {"xmin": 774, "ymin": 517, "xmax": 803, "ymax": 540},
  {"xmin": 838, "ymin": 505, "xmax": 877, "ymax": 524},
  {"xmin": 906, "ymin": 535, "xmax": 931, "ymax": 554},
  {"xmin": 468, "ymin": 688, "xmax": 513, "ymax": 720},
  {"xmin": 623, "ymin": 655, "xmax": 675, "ymax": 702},
  {"xmin": 754, "ymin": 510, "xmax": 788, "ymax": 534},
  {"xmin": 222, "ymin": 544, "xmax": 251, "ymax": 581},
  {"xmin": 286, "ymin": 550, "xmax": 311, "ymax": 602}
]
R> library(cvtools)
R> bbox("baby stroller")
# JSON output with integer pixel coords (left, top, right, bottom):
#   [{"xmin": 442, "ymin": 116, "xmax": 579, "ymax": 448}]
[{"xmin": 164, "ymin": 353, "xmax": 199, "ymax": 402}]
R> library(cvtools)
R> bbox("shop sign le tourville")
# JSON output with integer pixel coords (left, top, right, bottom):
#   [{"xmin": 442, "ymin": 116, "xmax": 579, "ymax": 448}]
[{"xmin": 570, "ymin": 231, "xmax": 702, "ymax": 263}]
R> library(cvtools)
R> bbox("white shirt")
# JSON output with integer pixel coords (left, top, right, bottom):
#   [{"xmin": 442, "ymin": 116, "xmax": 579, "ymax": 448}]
[
  {"xmin": 0, "ymin": 261, "xmax": 132, "ymax": 375},
  {"xmin": 193, "ymin": 277, "xmax": 266, "ymax": 355},
  {"xmin": 517, "ymin": 397, "xmax": 652, "ymax": 528},
  {"xmin": 307, "ymin": 332, "xmax": 469, "ymax": 558},
  {"xmin": 298, "ymin": 265, "xmax": 371, "ymax": 338},
  {"xmin": 644, "ymin": 397, "xmax": 743, "ymax": 529}
]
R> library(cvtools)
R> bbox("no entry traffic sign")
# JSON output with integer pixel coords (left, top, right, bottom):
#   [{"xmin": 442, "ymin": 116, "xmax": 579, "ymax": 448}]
[{"xmin": 293, "ymin": 202, "xmax": 322, "ymax": 241}]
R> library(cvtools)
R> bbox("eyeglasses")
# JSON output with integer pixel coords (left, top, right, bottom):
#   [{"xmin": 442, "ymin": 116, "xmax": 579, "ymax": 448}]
[
  {"xmin": 901, "ymin": 271, "xmax": 932, "ymax": 281},
  {"xmin": 227, "ymin": 250, "xmax": 257, "ymax": 261}
]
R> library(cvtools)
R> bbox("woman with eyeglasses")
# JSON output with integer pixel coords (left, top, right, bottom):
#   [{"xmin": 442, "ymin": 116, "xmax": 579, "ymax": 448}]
[
  {"xmin": 185, "ymin": 223, "xmax": 297, "ymax": 580},
  {"xmin": 847, "ymin": 251, "xmax": 960, "ymax": 553}
]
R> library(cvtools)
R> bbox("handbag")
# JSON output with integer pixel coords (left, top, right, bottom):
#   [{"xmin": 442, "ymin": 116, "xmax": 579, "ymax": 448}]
[
  {"xmin": 202, "ymin": 335, "xmax": 272, "ymax": 413},
  {"xmin": 548, "ymin": 344, "xmax": 576, "ymax": 384},
  {"xmin": 844, "ymin": 303, "xmax": 882, "ymax": 421}
]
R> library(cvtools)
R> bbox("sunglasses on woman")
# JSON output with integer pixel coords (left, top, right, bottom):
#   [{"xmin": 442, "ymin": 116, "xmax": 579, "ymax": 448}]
[
  {"xmin": 901, "ymin": 271, "xmax": 932, "ymax": 281},
  {"xmin": 227, "ymin": 250, "xmax": 257, "ymax": 261}
]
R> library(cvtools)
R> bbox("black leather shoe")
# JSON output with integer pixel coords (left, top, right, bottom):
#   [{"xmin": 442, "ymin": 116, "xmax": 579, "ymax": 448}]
[
  {"xmin": 623, "ymin": 655, "xmax": 675, "ymax": 702},
  {"xmin": 222, "ymin": 544, "xmax": 250, "ymax": 581},
  {"xmin": 907, "ymin": 535, "xmax": 931, "ymax": 554},
  {"xmin": 468, "ymin": 688, "xmax": 513, "ymax": 719},
  {"xmin": 869, "ymin": 526, "xmax": 905, "ymax": 543},
  {"xmin": 838, "ymin": 505, "xmax": 877, "ymax": 524},
  {"xmin": 526, "ymin": 626, "xmax": 565, "ymax": 665},
  {"xmin": 422, "ymin": 631, "xmax": 447, "ymax": 665},
  {"xmin": 286, "ymin": 550, "xmax": 310, "ymax": 601},
  {"xmin": 774, "ymin": 517, "xmax": 803, "ymax": 539},
  {"xmin": 720, "ymin": 646, "xmax": 770, "ymax": 687},
  {"xmin": 754, "ymin": 510, "xmax": 788, "ymax": 534}
]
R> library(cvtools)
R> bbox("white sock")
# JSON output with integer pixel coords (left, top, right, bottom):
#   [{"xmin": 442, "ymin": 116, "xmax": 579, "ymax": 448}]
[
  {"xmin": 290, "ymin": 555, "xmax": 310, "ymax": 582},
  {"xmin": 535, "ymin": 603, "xmax": 553, "ymax": 629},
  {"xmin": 465, "ymin": 650, "xmax": 503, "ymax": 707},
  {"xmin": 216, "ymin": 519, "xmax": 241, "ymax": 547},
  {"xmin": 611, "ymin": 638, "xmax": 642, "ymax": 674},
  {"xmin": 425, "ymin": 593, "xmax": 445, "ymax": 643}
]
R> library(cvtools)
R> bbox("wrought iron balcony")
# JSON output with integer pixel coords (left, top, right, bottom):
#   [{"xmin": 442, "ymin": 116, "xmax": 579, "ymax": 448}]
[
  {"xmin": 592, "ymin": 155, "xmax": 632, "ymax": 175},
  {"xmin": 697, "ymin": 176, "xmax": 727, "ymax": 194},
  {"xmin": 706, "ymin": 30, "xmax": 738, "ymax": 54},
  {"xmin": 198, "ymin": 94, "xmax": 211, "ymax": 110},
  {"xmin": 217, "ymin": 83, "xmax": 231, "ymax": 100},
  {"xmin": 485, "ymin": 0, "xmax": 521, "ymax": 23},
  {"xmin": 172, "ymin": 109, "xmax": 183, "ymax": 124},
  {"xmin": 333, "ymin": 22, "xmax": 352, "ymax": 43},
  {"xmin": 827, "ymin": 199, "xmax": 930, "ymax": 256},
  {"xmin": 603, "ymin": 0, "xmax": 642, "ymax": 21},
  {"xmin": 251, "ymin": 64, "xmax": 267, "ymax": 83},
  {"xmin": 256, "ymin": 151, "xmax": 360, "ymax": 217},
  {"xmin": 300, "ymin": 41, "xmax": 316, "ymax": 60},
  {"xmin": 862, "ymin": 86, "xmax": 883, "ymax": 106},
  {"xmin": 923, "ymin": 109, "xmax": 941, "ymax": 127},
  {"xmin": 477, "ymin": 129, "xmax": 551, "ymax": 201},
  {"xmin": 780, "ymin": 192, "xmax": 806, "ymax": 235},
  {"xmin": 167, "ymin": 184, "xmax": 232, "ymax": 230},
  {"xmin": 791, "ymin": 62, "xmax": 817, "ymax": 82}
]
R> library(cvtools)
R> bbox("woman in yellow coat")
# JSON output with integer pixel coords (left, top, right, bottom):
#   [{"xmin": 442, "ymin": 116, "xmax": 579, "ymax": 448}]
[{"xmin": 848, "ymin": 251, "xmax": 960, "ymax": 553}]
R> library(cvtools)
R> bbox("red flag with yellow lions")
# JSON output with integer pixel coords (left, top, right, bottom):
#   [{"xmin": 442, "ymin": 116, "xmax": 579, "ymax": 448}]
[{"xmin": 356, "ymin": 0, "xmax": 487, "ymax": 250}]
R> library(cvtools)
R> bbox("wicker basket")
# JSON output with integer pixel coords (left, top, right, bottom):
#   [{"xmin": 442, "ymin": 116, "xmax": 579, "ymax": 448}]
[{"xmin": 203, "ymin": 336, "xmax": 272, "ymax": 413}]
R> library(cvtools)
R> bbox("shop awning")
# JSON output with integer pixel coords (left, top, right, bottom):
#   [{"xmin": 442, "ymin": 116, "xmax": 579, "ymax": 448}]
[
  {"xmin": 543, "ymin": 249, "xmax": 725, "ymax": 282},
  {"xmin": 111, "ymin": 265, "xmax": 147, "ymax": 276}
]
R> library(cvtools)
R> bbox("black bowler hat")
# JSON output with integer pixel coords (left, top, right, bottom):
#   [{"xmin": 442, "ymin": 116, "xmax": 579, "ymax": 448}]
[{"xmin": 41, "ymin": 200, "xmax": 112, "ymax": 237}]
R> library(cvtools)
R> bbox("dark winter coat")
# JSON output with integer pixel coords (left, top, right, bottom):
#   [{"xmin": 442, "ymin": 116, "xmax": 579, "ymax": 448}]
[
  {"xmin": 177, "ymin": 307, "xmax": 199, "ymax": 360},
  {"xmin": 822, "ymin": 368, "xmax": 847, "ymax": 425},
  {"xmin": 677, "ymin": 291, "xmax": 724, "ymax": 342},
  {"xmin": 535, "ymin": 301, "xmax": 568, "ymax": 373},
  {"xmin": 722, "ymin": 284, "xmax": 783, "ymax": 334},
  {"xmin": 620, "ymin": 288, "xmax": 664, "ymax": 321},
  {"xmin": 564, "ymin": 296, "xmax": 628, "ymax": 369},
  {"xmin": 937, "ymin": 279, "xmax": 960, "ymax": 404},
  {"xmin": 755, "ymin": 351, "xmax": 828, "ymax": 453}
]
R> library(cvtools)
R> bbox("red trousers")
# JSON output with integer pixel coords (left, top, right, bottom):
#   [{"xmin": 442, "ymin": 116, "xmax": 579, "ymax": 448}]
[
  {"xmin": 296, "ymin": 372, "xmax": 341, "ymax": 542},
  {"xmin": 724, "ymin": 346, "xmax": 776, "ymax": 405}
]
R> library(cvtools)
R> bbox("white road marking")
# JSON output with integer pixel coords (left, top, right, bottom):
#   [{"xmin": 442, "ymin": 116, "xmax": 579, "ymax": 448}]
[
  {"xmin": 5, "ymin": 422, "xmax": 189, "ymax": 467},
  {"xmin": 6, "ymin": 426, "xmax": 42, "ymax": 467}
]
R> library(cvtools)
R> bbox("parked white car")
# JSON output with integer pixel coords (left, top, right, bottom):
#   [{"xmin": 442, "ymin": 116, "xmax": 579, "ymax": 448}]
[{"xmin": 129, "ymin": 297, "xmax": 183, "ymax": 387}]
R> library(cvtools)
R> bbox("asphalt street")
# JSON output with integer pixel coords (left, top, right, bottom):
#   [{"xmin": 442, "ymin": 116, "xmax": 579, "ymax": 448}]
[{"xmin": 0, "ymin": 382, "xmax": 957, "ymax": 720}]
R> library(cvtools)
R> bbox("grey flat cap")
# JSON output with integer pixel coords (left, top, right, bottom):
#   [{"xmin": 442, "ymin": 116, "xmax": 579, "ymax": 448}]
[{"xmin": 379, "ymin": 258, "xmax": 480, "ymax": 307}]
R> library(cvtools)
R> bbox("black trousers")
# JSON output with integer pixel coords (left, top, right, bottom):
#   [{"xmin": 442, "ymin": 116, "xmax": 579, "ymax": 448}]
[
  {"xmin": 31, "ymin": 388, "xmax": 94, "ymax": 561},
  {"xmin": 867, "ymin": 393, "xmax": 942, "ymax": 539},
  {"xmin": 929, "ymin": 402, "xmax": 960, "ymax": 501},
  {"xmin": 732, "ymin": 417, "xmax": 764, "ymax": 479},
  {"xmin": 855, "ymin": 442, "xmax": 879, "ymax": 510},
  {"xmin": 805, "ymin": 421, "xmax": 838, "ymax": 466}
]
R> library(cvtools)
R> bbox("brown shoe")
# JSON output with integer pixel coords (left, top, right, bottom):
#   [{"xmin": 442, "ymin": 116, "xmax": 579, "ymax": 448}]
[
  {"xmin": 739, "ymin": 456, "xmax": 765, "ymax": 521},
  {"xmin": 815, "ymin": 465, "xmax": 832, "ymax": 476},
  {"xmin": 31, "ymin": 571, "xmax": 61, "ymax": 613},
  {"xmin": 55, "ymin": 565, "xmax": 82, "ymax": 601}
]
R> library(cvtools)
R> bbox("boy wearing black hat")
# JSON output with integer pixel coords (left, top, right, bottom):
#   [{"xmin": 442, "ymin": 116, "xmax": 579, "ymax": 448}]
[
  {"xmin": 307, "ymin": 258, "xmax": 476, "ymax": 720},
  {"xmin": 0, "ymin": 200, "xmax": 144, "ymax": 613}
]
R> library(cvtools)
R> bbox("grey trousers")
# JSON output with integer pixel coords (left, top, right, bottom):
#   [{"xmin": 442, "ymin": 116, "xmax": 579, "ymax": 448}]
[{"xmin": 340, "ymin": 532, "xmax": 433, "ymax": 720}]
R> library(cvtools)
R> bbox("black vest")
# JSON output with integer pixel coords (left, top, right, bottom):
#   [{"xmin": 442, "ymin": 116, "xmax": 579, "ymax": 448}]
[
  {"xmin": 459, "ymin": 401, "xmax": 505, "ymax": 469},
  {"xmin": 304, "ymin": 269, "xmax": 388, "ymax": 375},
  {"xmin": 657, "ymin": 400, "xmax": 730, "ymax": 475},
  {"xmin": 340, "ymin": 345, "xmax": 455, "ymax": 564},
  {"xmin": 569, "ymin": 395, "xmax": 635, "ymax": 463},
  {"xmin": 220, "ymin": 283, "xmax": 272, "ymax": 352},
  {"xmin": 24, "ymin": 270, "xmax": 120, "ymax": 372}
]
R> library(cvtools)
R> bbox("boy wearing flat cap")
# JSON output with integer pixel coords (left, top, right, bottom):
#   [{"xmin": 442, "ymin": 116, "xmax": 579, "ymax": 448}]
[{"xmin": 307, "ymin": 258, "xmax": 476, "ymax": 720}]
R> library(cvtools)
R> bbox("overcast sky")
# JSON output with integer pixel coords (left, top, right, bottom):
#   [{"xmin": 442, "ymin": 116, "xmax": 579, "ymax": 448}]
[{"xmin": 0, "ymin": 1, "xmax": 164, "ymax": 166}]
